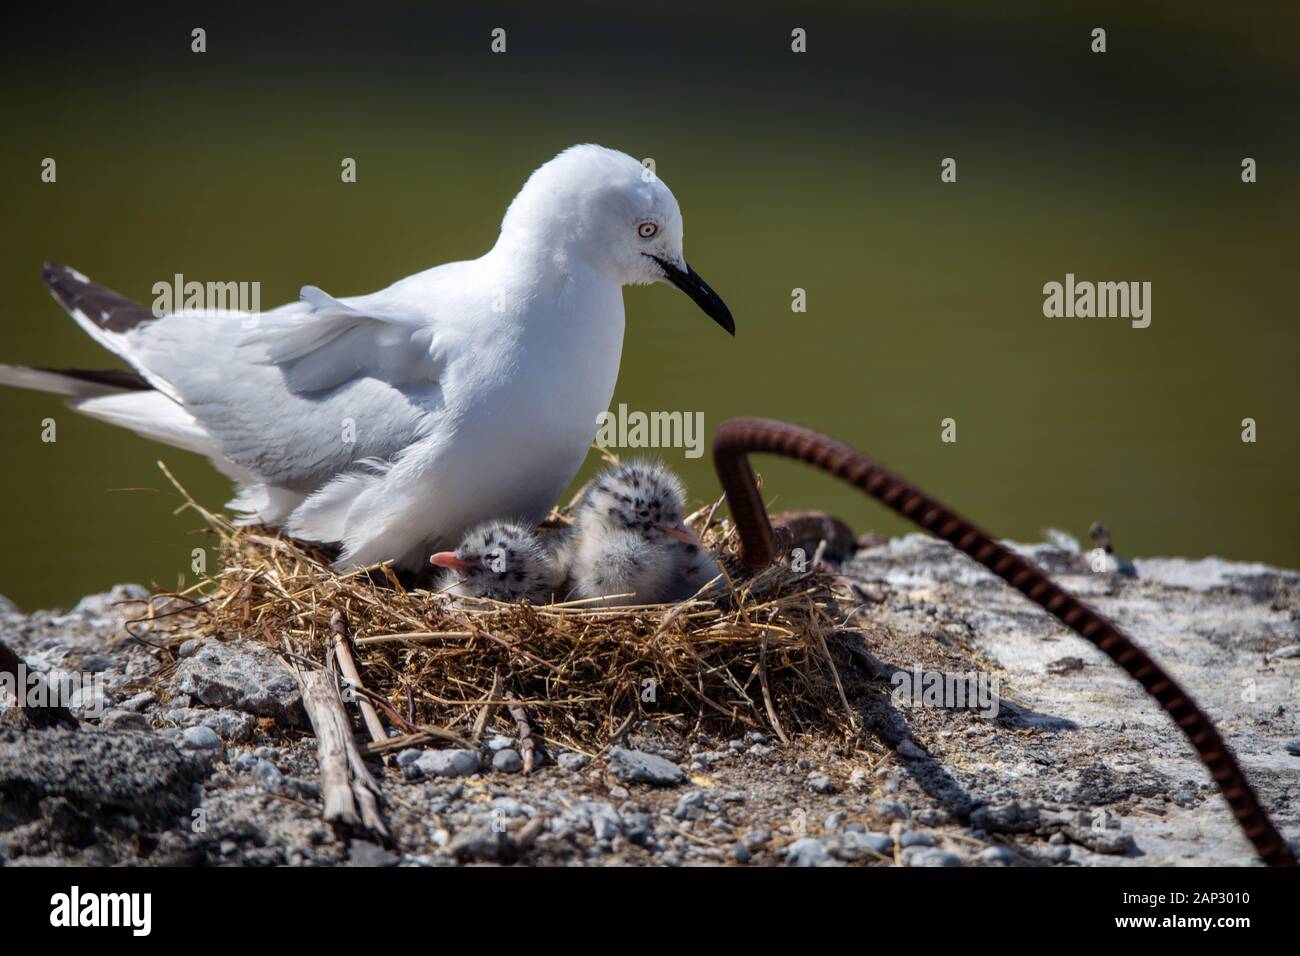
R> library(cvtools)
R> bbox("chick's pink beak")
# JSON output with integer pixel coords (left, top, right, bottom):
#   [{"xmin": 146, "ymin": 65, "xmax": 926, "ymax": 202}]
[
  {"xmin": 661, "ymin": 522, "xmax": 701, "ymax": 546},
  {"xmin": 430, "ymin": 551, "xmax": 472, "ymax": 571}
]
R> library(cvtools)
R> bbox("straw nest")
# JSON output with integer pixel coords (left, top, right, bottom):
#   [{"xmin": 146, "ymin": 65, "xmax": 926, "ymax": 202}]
[{"xmin": 160, "ymin": 465, "xmax": 865, "ymax": 755}]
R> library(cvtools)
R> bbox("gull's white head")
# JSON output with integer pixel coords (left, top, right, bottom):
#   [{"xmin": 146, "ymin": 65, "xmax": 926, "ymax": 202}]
[{"xmin": 498, "ymin": 144, "xmax": 734, "ymax": 334}]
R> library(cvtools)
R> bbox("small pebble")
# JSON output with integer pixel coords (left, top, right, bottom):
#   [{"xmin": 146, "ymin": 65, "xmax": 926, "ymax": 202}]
[
  {"xmin": 785, "ymin": 837, "xmax": 834, "ymax": 867},
  {"xmin": 79, "ymin": 654, "xmax": 118, "ymax": 673},
  {"xmin": 899, "ymin": 830, "xmax": 936, "ymax": 848},
  {"xmin": 557, "ymin": 751, "xmax": 591, "ymax": 771},
  {"xmin": 492, "ymin": 749, "xmax": 524, "ymax": 773},
  {"xmin": 978, "ymin": 846, "xmax": 1017, "ymax": 866},
  {"xmin": 873, "ymin": 798, "xmax": 911, "ymax": 821},
  {"xmin": 606, "ymin": 747, "xmax": 685, "ymax": 787},
  {"xmin": 896, "ymin": 739, "xmax": 927, "ymax": 760},
  {"xmin": 119, "ymin": 691, "xmax": 156, "ymax": 713},
  {"xmin": 901, "ymin": 847, "xmax": 961, "ymax": 867},
  {"xmin": 181, "ymin": 725, "xmax": 222, "ymax": 751},
  {"xmin": 100, "ymin": 710, "xmax": 151, "ymax": 732},
  {"xmin": 254, "ymin": 759, "xmax": 283, "ymax": 793},
  {"xmin": 414, "ymin": 749, "xmax": 481, "ymax": 778},
  {"xmin": 807, "ymin": 772, "xmax": 837, "ymax": 794}
]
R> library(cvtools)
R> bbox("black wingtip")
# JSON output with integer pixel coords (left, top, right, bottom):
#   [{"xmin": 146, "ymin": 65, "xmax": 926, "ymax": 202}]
[{"xmin": 41, "ymin": 262, "xmax": 156, "ymax": 333}]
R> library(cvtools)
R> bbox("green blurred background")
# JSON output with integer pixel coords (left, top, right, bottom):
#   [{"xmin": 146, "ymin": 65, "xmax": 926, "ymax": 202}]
[{"xmin": 2, "ymin": 2, "xmax": 1297, "ymax": 610}]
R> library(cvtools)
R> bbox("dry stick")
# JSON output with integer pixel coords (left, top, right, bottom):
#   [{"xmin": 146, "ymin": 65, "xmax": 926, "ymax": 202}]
[
  {"xmin": 471, "ymin": 670, "xmax": 504, "ymax": 744},
  {"xmin": 757, "ymin": 627, "xmax": 790, "ymax": 745},
  {"xmin": 364, "ymin": 726, "xmax": 472, "ymax": 757},
  {"xmin": 609, "ymin": 710, "xmax": 637, "ymax": 745},
  {"xmin": 504, "ymin": 690, "xmax": 536, "ymax": 774},
  {"xmin": 286, "ymin": 657, "xmax": 388, "ymax": 836},
  {"xmin": 807, "ymin": 605, "xmax": 858, "ymax": 730},
  {"xmin": 455, "ymin": 615, "xmax": 561, "ymax": 673},
  {"xmin": 330, "ymin": 609, "xmax": 387, "ymax": 745},
  {"xmin": 354, "ymin": 631, "xmax": 476, "ymax": 646}
]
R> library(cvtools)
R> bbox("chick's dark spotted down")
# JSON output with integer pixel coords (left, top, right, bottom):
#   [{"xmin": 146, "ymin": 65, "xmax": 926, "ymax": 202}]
[
  {"xmin": 566, "ymin": 460, "xmax": 721, "ymax": 606},
  {"xmin": 430, "ymin": 520, "xmax": 565, "ymax": 603}
]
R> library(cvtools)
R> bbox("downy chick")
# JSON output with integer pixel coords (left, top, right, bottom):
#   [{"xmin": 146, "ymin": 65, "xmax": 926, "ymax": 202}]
[
  {"xmin": 567, "ymin": 461, "xmax": 720, "ymax": 605},
  {"xmin": 430, "ymin": 520, "xmax": 566, "ymax": 603}
]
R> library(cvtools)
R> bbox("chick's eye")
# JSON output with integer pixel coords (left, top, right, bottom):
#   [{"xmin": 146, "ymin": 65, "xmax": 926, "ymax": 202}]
[{"xmin": 637, "ymin": 221, "xmax": 658, "ymax": 239}]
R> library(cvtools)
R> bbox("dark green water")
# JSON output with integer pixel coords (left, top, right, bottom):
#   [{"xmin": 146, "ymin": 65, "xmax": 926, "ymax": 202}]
[{"xmin": 2, "ymin": 4, "xmax": 1297, "ymax": 609}]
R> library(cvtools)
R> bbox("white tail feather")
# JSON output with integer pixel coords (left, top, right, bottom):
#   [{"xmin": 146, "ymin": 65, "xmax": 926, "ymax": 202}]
[
  {"xmin": 71, "ymin": 391, "xmax": 216, "ymax": 457},
  {"xmin": 0, "ymin": 363, "xmax": 125, "ymax": 398}
]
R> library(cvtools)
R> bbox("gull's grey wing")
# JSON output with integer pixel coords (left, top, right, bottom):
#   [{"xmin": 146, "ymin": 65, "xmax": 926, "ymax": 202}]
[
  {"xmin": 239, "ymin": 286, "xmax": 441, "ymax": 394},
  {"xmin": 126, "ymin": 288, "xmax": 447, "ymax": 491}
]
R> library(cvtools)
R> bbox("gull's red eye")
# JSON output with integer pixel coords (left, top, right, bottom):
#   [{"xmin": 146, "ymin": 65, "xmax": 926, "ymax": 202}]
[{"xmin": 637, "ymin": 221, "xmax": 658, "ymax": 239}]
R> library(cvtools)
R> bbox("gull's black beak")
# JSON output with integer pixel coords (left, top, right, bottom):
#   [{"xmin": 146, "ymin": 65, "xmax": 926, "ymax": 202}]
[{"xmin": 649, "ymin": 255, "xmax": 735, "ymax": 336}]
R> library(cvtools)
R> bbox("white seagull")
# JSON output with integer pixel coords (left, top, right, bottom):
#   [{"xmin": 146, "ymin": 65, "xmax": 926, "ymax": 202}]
[{"xmin": 0, "ymin": 145, "xmax": 734, "ymax": 570}]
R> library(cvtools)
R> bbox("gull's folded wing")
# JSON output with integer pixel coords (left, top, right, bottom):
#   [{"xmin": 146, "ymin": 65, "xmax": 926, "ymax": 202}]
[{"xmin": 237, "ymin": 285, "xmax": 443, "ymax": 394}]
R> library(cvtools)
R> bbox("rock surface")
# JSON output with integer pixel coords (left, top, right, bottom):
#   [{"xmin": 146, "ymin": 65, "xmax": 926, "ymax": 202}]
[
  {"xmin": 170, "ymin": 641, "xmax": 306, "ymax": 728},
  {"xmin": 1, "ymin": 536, "xmax": 1296, "ymax": 867}
]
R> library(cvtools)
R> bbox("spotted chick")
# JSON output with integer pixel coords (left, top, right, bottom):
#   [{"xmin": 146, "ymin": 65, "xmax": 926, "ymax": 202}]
[
  {"xmin": 430, "ymin": 520, "xmax": 566, "ymax": 603},
  {"xmin": 566, "ymin": 460, "xmax": 720, "ymax": 605}
]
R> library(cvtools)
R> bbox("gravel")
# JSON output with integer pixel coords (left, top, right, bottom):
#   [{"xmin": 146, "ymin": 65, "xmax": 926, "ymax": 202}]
[
  {"xmin": 3, "ymin": 543, "xmax": 1296, "ymax": 867},
  {"xmin": 170, "ymin": 641, "xmax": 306, "ymax": 727}
]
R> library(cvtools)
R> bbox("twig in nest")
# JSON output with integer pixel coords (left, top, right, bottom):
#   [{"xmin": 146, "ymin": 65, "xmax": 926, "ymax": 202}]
[
  {"xmin": 609, "ymin": 710, "xmax": 636, "ymax": 745},
  {"xmin": 330, "ymin": 609, "xmax": 387, "ymax": 745},
  {"xmin": 472, "ymin": 670, "xmax": 503, "ymax": 744},
  {"xmin": 458, "ymin": 617, "xmax": 560, "ymax": 674},
  {"xmin": 363, "ymin": 726, "xmax": 472, "ymax": 757},
  {"xmin": 282, "ymin": 649, "xmax": 387, "ymax": 837},
  {"xmin": 504, "ymin": 689, "xmax": 536, "ymax": 774},
  {"xmin": 757, "ymin": 624, "xmax": 790, "ymax": 745}
]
